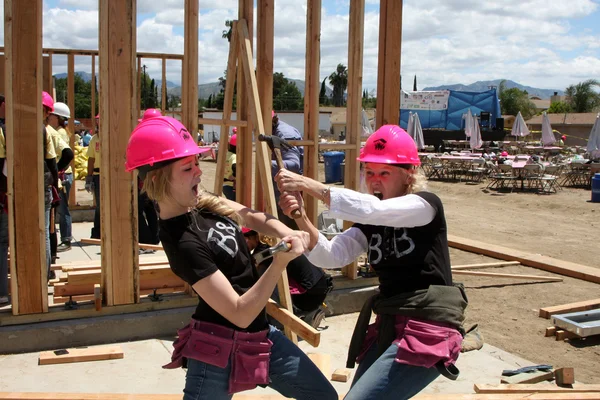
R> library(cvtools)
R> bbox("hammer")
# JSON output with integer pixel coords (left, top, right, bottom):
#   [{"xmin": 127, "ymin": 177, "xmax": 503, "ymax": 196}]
[{"xmin": 258, "ymin": 134, "xmax": 302, "ymax": 219}]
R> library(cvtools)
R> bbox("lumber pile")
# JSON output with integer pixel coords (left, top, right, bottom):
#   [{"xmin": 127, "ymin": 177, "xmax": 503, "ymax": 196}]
[{"xmin": 539, "ymin": 299, "xmax": 600, "ymax": 342}]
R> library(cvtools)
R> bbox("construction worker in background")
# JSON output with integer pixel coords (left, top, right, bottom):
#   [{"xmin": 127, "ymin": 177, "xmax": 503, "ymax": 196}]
[
  {"xmin": 0, "ymin": 95, "xmax": 7, "ymax": 304},
  {"xmin": 48, "ymin": 102, "xmax": 74, "ymax": 252},
  {"xmin": 222, "ymin": 127, "xmax": 237, "ymax": 200},
  {"xmin": 85, "ymin": 115, "xmax": 101, "ymax": 239},
  {"xmin": 271, "ymin": 111, "xmax": 304, "ymax": 229}
]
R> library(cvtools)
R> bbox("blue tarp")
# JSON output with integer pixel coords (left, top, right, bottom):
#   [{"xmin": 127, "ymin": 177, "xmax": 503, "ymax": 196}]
[{"xmin": 399, "ymin": 89, "xmax": 501, "ymax": 131}]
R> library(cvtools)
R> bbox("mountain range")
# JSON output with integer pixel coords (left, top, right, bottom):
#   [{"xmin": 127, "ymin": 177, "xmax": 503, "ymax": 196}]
[
  {"xmin": 54, "ymin": 72, "xmax": 563, "ymax": 100},
  {"xmin": 423, "ymin": 79, "xmax": 564, "ymax": 99}
]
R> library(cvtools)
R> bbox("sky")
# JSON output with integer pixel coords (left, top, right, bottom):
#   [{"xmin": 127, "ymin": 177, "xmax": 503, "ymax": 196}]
[{"xmin": 2, "ymin": 0, "xmax": 600, "ymax": 95}]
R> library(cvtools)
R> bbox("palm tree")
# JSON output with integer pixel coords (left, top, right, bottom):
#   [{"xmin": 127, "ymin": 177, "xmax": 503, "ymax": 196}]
[
  {"xmin": 222, "ymin": 20, "xmax": 233, "ymax": 42},
  {"xmin": 328, "ymin": 64, "xmax": 348, "ymax": 107},
  {"xmin": 565, "ymin": 79, "xmax": 600, "ymax": 113}
]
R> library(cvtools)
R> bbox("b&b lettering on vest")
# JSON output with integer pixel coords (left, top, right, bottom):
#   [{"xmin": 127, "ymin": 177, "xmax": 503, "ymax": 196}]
[{"xmin": 367, "ymin": 228, "xmax": 415, "ymax": 265}]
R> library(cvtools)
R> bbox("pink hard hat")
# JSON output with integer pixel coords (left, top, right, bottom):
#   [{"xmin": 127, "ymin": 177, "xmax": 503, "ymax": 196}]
[
  {"xmin": 95, "ymin": 114, "xmax": 100, "ymax": 119},
  {"xmin": 357, "ymin": 125, "xmax": 420, "ymax": 166},
  {"xmin": 125, "ymin": 116, "xmax": 210, "ymax": 175},
  {"xmin": 501, "ymin": 151, "xmax": 508, "ymax": 157},
  {"xmin": 561, "ymin": 135, "xmax": 566, "ymax": 140},
  {"xmin": 232, "ymin": 127, "xmax": 238, "ymax": 134},
  {"xmin": 272, "ymin": 110, "xmax": 276, "ymax": 118},
  {"xmin": 42, "ymin": 91, "xmax": 54, "ymax": 112},
  {"xmin": 138, "ymin": 108, "xmax": 163, "ymax": 122},
  {"xmin": 241, "ymin": 227, "xmax": 252, "ymax": 234},
  {"xmin": 229, "ymin": 134, "xmax": 237, "ymax": 147}
]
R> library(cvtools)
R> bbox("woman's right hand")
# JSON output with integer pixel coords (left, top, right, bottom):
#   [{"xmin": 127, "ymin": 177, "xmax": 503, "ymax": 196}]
[
  {"xmin": 272, "ymin": 235, "xmax": 305, "ymax": 267},
  {"xmin": 279, "ymin": 191, "xmax": 304, "ymax": 218}
]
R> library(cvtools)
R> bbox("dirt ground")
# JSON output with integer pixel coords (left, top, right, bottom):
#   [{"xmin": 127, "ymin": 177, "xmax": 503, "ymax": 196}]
[{"xmin": 197, "ymin": 157, "xmax": 600, "ymax": 383}]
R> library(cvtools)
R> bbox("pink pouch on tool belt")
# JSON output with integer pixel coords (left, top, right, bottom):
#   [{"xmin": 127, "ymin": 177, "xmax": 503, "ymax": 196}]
[
  {"xmin": 183, "ymin": 321, "xmax": 235, "ymax": 369},
  {"xmin": 228, "ymin": 329, "xmax": 272, "ymax": 394},
  {"xmin": 393, "ymin": 317, "xmax": 462, "ymax": 369}
]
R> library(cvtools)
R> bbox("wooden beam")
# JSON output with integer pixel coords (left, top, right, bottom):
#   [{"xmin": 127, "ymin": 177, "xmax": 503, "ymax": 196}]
[
  {"xmin": 38, "ymin": 345, "xmax": 123, "ymax": 365},
  {"xmin": 99, "ymin": 0, "xmax": 139, "ymax": 306},
  {"xmin": 198, "ymin": 118, "xmax": 247, "ymax": 127},
  {"xmin": 91, "ymin": 56, "xmax": 96, "ymax": 121},
  {"xmin": 161, "ymin": 57, "xmax": 167, "ymax": 113},
  {"xmin": 80, "ymin": 238, "xmax": 162, "ymax": 251},
  {"xmin": 452, "ymin": 270, "xmax": 563, "ymax": 282},
  {"xmin": 475, "ymin": 384, "xmax": 600, "ymax": 394},
  {"xmin": 451, "ymin": 261, "xmax": 521, "ymax": 270},
  {"xmin": 182, "ymin": 0, "xmax": 199, "ymax": 136},
  {"xmin": 5, "ymin": 0, "xmax": 48, "ymax": 315},
  {"xmin": 236, "ymin": 1, "xmax": 254, "ymax": 208},
  {"xmin": 266, "ymin": 299, "xmax": 320, "ymax": 347},
  {"xmin": 303, "ymin": 0, "xmax": 321, "ymax": 225},
  {"xmin": 539, "ymin": 298, "xmax": 600, "ymax": 319},
  {"xmin": 375, "ymin": 0, "xmax": 402, "ymax": 128},
  {"xmin": 42, "ymin": 55, "xmax": 51, "ymax": 94},
  {"xmin": 237, "ymin": 19, "xmax": 297, "ymax": 344},
  {"xmin": 341, "ymin": 0, "xmax": 365, "ymax": 280},
  {"xmin": 212, "ymin": 22, "xmax": 239, "ymax": 196},
  {"xmin": 448, "ymin": 235, "xmax": 600, "ymax": 284},
  {"xmin": 67, "ymin": 53, "xmax": 76, "ymax": 207},
  {"xmin": 136, "ymin": 57, "xmax": 142, "ymax": 116},
  {"xmin": 255, "ymin": 0, "xmax": 274, "ymax": 213},
  {"xmin": 555, "ymin": 368, "xmax": 575, "ymax": 385}
]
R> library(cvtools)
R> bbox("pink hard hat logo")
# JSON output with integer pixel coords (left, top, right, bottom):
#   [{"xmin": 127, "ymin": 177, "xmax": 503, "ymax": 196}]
[{"xmin": 373, "ymin": 138, "xmax": 387, "ymax": 151}]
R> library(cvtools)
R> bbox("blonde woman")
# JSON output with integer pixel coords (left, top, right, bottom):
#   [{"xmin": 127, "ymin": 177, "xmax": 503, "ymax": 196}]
[
  {"xmin": 125, "ymin": 116, "xmax": 336, "ymax": 400},
  {"xmin": 276, "ymin": 125, "xmax": 467, "ymax": 400}
]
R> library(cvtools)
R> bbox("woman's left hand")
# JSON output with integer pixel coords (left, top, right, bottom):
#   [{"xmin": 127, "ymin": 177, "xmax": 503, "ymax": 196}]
[{"xmin": 275, "ymin": 169, "xmax": 307, "ymax": 192}]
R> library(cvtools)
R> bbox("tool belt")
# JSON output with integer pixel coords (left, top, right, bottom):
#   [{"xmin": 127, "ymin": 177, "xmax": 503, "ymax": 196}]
[{"xmin": 163, "ymin": 319, "xmax": 272, "ymax": 394}]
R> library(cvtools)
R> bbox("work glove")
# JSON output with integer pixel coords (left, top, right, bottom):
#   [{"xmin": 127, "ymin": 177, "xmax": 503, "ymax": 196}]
[{"xmin": 85, "ymin": 176, "xmax": 94, "ymax": 193}]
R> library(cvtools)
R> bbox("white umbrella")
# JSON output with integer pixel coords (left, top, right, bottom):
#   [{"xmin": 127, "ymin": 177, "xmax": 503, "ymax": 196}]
[
  {"xmin": 470, "ymin": 114, "xmax": 482, "ymax": 150},
  {"xmin": 587, "ymin": 113, "xmax": 600, "ymax": 155},
  {"xmin": 541, "ymin": 112, "xmax": 556, "ymax": 146},
  {"xmin": 511, "ymin": 111, "xmax": 530, "ymax": 139},
  {"xmin": 361, "ymin": 109, "xmax": 373, "ymax": 137},
  {"xmin": 413, "ymin": 113, "xmax": 425, "ymax": 150},
  {"xmin": 464, "ymin": 109, "xmax": 473, "ymax": 138}
]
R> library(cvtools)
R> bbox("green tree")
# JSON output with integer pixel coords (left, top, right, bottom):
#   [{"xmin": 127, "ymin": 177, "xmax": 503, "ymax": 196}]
[
  {"xmin": 413, "ymin": 75, "xmax": 417, "ymax": 91},
  {"xmin": 328, "ymin": 64, "xmax": 348, "ymax": 107},
  {"xmin": 362, "ymin": 88, "xmax": 376, "ymax": 109},
  {"xmin": 222, "ymin": 20, "xmax": 233, "ymax": 42},
  {"xmin": 565, "ymin": 79, "xmax": 600, "ymax": 113},
  {"xmin": 498, "ymin": 80, "xmax": 537, "ymax": 119},
  {"xmin": 547, "ymin": 101, "xmax": 572, "ymax": 114},
  {"xmin": 140, "ymin": 66, "xmax": 158, "ymax": 110},
  {"xmin": 54, "ymin": 74, "xmax": 95, "ymax": 118},
  {"xmin": 319, "ymin": 78, "xmax": 329, "ymax": 105},
  {"xmin": 273, "ymin": 72, "xmax": 303, "ymax": 111},
  {"xmin": 207, "ymin": 94, "xmax": 213, "ymax": 108}
]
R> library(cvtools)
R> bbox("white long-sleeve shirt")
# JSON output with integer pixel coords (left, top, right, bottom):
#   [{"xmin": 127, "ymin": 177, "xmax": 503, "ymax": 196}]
[{"xmin": 307, "ymin": 187, "xmax": 436, "ymax": 269}]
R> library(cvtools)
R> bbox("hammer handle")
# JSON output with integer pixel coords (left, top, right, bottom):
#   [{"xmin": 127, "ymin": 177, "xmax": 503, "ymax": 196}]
[{"xmin": 273, "ymin": 149, "xmax": 302, "ymax": 219}]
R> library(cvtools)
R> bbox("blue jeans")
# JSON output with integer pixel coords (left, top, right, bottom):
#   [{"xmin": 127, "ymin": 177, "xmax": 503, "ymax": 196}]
[
  {"xmin": 44, "ymin": 188, "xmax": 52, "ymax": 277},
  {"xmin": 183, "ymin": 325, "xmax": 337, "ymax": 400},
  {"xmin": 0, "ymin": 211, "xmax": 8, "ymax": 297},
  {"xmin": 344, "ymin": 341, "xmax": 440, "ymax": 400},
  {"xmin": 91, "ymin": 175, "xmax": 101, "ymax": 238},
  {"xmin": 58, "ymin": 173, "xmax": 73, "ymax": 242}
]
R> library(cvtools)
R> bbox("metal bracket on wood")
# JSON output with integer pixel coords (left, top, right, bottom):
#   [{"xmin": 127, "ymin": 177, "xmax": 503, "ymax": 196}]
[
  {"xmin": 64, "ymin": 297, "xmax": 79, "ymax": 310},
  {"xmin": 148, "ymin": 289, "xmax": 163, "ymax": 302}
]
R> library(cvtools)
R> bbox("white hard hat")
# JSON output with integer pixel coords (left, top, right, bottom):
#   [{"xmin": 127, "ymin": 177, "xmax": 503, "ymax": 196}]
[{"xmin": 52, "ymin": 102, "xmax": 71, "ymax": 119}]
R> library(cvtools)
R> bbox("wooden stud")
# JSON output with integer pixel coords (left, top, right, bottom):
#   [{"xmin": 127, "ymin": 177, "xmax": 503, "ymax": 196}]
[
  {"xmin": 555, "ymin": 368, "xmax": 575, "ymax": 385},
  {"xmin": 93, "ymin": 284, "xmax": 102, "ymax": 311},
  {"xmin": 331, "ymin": 368, "xmax": 353, "ymax": 383},
  {"xmin": 161, "ymin": 57, "xmax": 167, "ymax": 113},
  {"xmin": 99, "ymin": 0, "xmax": 139, "ymax": 306},
  {"xmin": 42, "ymin": 55, "xmax": 51, "ymax": 94},
  {"xmin": 237, "ymin": 19, "xmax": 297, "ymax": 344},
  {"xmin": 213, "ymin": 22, "xmax": 239, "ymax": 196},
  {"xmin": 5, "ymin": 0, "xmax": 48, "ymax": 315},
  {"xmin": 376, "ymin": 0, "xmax": 403, "ymax": 128},
  {"xmin": 182, "ymin": 0, "xmax": 198, "ymax": 134},
  {"xmin": 545, "ymin": 326, "xmax": 557, "ymax": 337},
  {"xmin": 448, "ymin": 235, "xmax": 600, "ymax": 284},
  {"xmin": 303, "ymin": 0, "xmax": 321, "ymax": 225},
  {"xmin": 265, "ymin": 299, "xmax": 320, "ymax": 347},
  {"xmin": 80, "ymin": 238, "xmax": 162, "ymax": 251},
  {"xmin": 341, "ymin": 0, "xmax": 365, "ymax": 280},
  {"xmin": 451, "ymin": 270, "xmax": 562, "ymax": 282},
  {"xmin": 307, "ymin": 353, "xmax": 331, "ymax": 377},
  {"xmin": 475, "ymin": 383, "xmax": 600, "ymax": 393},
  {"xmin": 137, "ymin": 56, "xmax": 142, "ymax": 116},
  {"xmin": 451, "ymin": 261, "xmax": 521, "ymax": 270},
  {"xmin": 236, "ymin": 1, "xmax": 254, "ymax": 208},
  {"xmin": 199, "ymin": 118, "xmax": 247, "ymax": 127},
  {"xmin": 38, "ymin": 345, "xmax": 123, "ymax": 365},
  {"xmin": 91, "ymin": 55, "xmax": 96, "ymax": 122},
  {"xmin": 67, "ymin": 53, "xmax": 76, "ymax": 207},
  {"xmin": 539, "ymin": 299, "xmax": 600, "ymax": 319}
]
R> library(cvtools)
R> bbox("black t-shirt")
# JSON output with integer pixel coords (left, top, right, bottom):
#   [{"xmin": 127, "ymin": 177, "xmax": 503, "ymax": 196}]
[
  {"xmin": 353, "ymin": 192, "xmax": 452, "ymax": 297},
  {"xmin": 159, "ymin": 209, "xmax": 268, "ymax": 332},
  {"xmin": 254, "ymin": 242, "xmax": 325, "ymax": 290}
]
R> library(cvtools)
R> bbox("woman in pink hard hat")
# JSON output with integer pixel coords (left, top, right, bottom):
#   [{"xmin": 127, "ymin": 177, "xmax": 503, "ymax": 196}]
[
  {"xmin": 276, "ymin": 125, "xmax": 466, "ymax": 400},
  {"xmin": 125, "ymin": 116, "xmax": 336, "ymax": 400}
]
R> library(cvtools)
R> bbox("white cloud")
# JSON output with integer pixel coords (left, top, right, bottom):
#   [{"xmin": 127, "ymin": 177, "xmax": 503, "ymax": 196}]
[{"xmin": 0, "ymin": 1, "xmax": 598, "ymax": 96}]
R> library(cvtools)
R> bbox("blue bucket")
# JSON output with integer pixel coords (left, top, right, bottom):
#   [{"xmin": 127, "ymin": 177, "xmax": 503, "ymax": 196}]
[
  {"xmin": 592, "ymin": 173, "xmax": 600, "ymax": 203},
  {"xmin": 323, "ymin": 151, "xmax": 345, "ymax": 183}
]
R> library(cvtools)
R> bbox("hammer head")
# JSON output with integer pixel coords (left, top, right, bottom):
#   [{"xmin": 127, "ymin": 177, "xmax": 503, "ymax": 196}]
[{"xmin": 258, "ymin": 134, "xmax": 294, "ymax": 151}]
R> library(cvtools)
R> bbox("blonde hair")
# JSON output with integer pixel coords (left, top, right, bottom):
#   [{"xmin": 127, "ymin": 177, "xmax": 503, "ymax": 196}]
[
  {"xmin": 143, "ymin": 163, "xmax": 242, "ymax": 225},
  {"xmin": 405, "ymin": 167, "xmax": 428, "ymax": 194}
]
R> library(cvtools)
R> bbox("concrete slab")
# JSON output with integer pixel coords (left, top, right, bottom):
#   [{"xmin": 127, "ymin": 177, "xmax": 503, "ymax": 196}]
[{"xmin": 0, "ymin": 312, "xmax": 537, "ymax": 397}]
